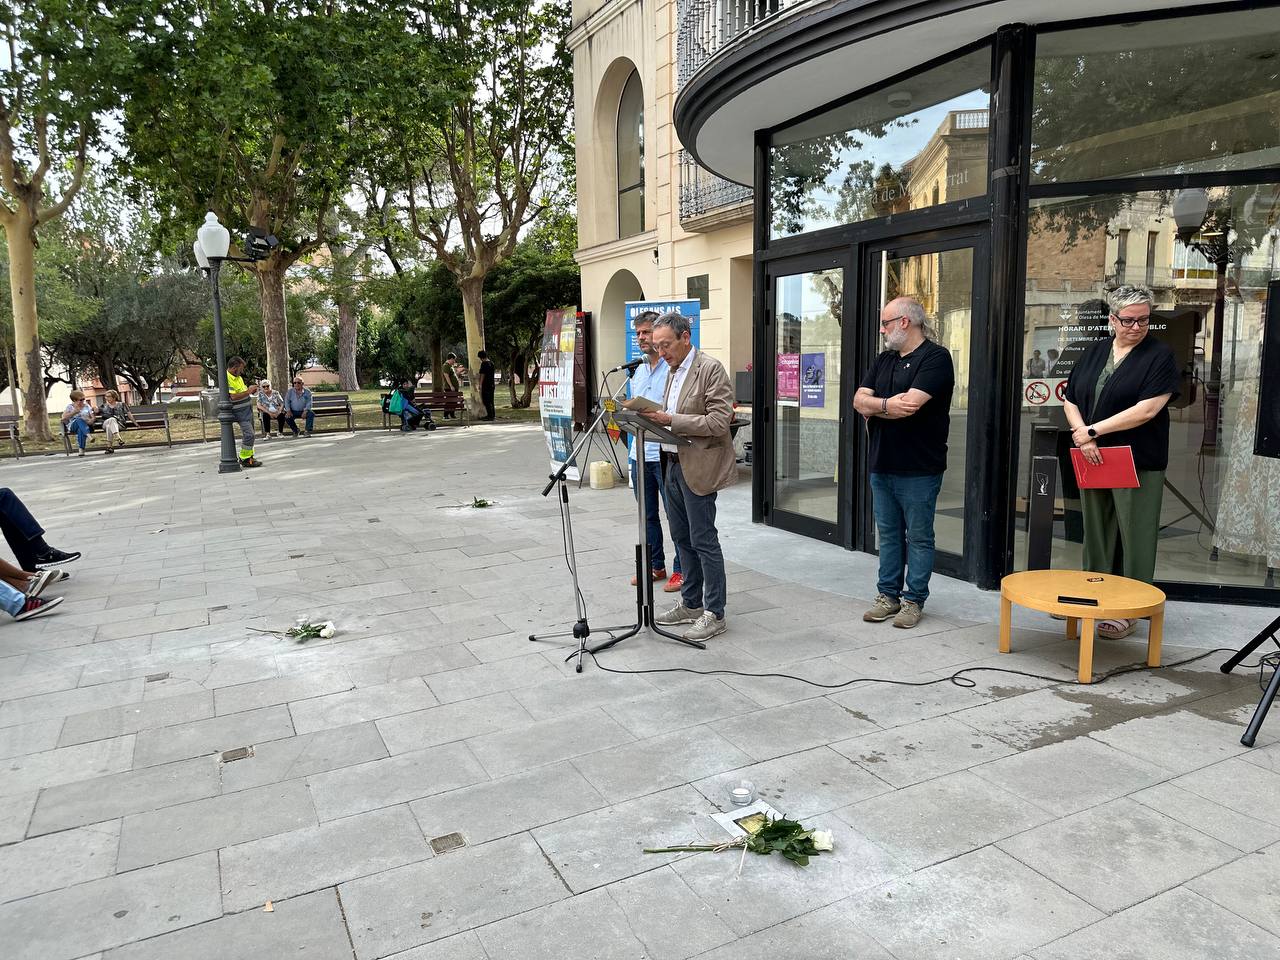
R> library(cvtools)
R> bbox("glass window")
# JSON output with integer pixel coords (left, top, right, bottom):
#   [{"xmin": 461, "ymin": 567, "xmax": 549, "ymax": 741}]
[
  {"xmin": 1032, "ymin": 11, "xmax": 1280, "ymax": 183},
  {"xmin": 769, "ymin": 47, "xmax": 992, "ymax": 239},
  {"xmin": 1016, "ymin": 183, "xmax": 1280, "ymax": 588},
  {"xmin": 617, "ymin": 71, "xmax": 645, "ymax": 238}
]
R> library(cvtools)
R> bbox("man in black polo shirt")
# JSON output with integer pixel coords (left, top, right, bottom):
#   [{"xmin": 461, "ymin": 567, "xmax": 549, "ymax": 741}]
[{"xmin": 852, "ymin": 297, "xmax": 955, "ymax": 628}]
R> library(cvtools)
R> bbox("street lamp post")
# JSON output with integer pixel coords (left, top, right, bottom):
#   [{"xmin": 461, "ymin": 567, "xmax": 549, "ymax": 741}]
[{"xmin": 194, "ymin": 212, "xmax": 242, "ymax": 474}]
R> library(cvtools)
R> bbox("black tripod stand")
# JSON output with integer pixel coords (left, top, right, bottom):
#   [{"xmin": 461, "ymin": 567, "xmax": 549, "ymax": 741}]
[
  {"xmin": 1220, "ymin": 614, "xmax": 1280, "ymax": 747},
  {"xmin": 528, "ymin": 397, "xmax": 704, "ymax": 671}
]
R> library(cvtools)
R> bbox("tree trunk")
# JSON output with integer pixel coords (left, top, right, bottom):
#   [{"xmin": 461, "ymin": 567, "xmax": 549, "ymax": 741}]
[
  {"xmin": 505, "ymin": 352, "xmax": 519, "ymax": 406},
  {"xmin": 4, "ymin": 342, "xmax": 20, "ymax": 416},
  {"xmin": 4, "ymin": 219, "xmax": 52, "ymax": 440},
  {"xmin": 520, "ymin": 359, "xmax": 537, "ymax": 407},
  {"xmin": 256, "ymin": 264, "xmax": 291, "ymax": 395},
  {"xmin": 95, "ymin": 355, "xmax": 116, "ymax": 396},
  {"xmin": 459, "ymin": 274, "xmax": 487, "ymax": 416},
  {"xmin": 430, "ymin": 337, "xmax": 444, "ymax": 391},
  {"xmin": 336, "ymin": 297, "xmax": 360, "ymax": 390}
]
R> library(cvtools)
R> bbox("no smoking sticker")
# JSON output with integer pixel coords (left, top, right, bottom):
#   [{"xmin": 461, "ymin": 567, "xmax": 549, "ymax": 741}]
[
  {"xmin": 1025, "ymin": 380, "xmax": 1049, "ymax": 405},
  {"xmin": 1055, "ymin": 380, "xmax": 1068, "ymax": 402}
]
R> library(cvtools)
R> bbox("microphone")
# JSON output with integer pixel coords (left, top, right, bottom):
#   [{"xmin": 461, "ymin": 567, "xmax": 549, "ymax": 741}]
[{"xmin": 609, "ymin": 357, "xmax": 645, "ymax": 374}]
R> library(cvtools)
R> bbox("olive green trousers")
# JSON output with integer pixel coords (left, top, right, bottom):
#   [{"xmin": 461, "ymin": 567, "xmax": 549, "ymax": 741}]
[{"xmin": 1080, "ymin": 470, "xmax": 1165, "ymax": 584}]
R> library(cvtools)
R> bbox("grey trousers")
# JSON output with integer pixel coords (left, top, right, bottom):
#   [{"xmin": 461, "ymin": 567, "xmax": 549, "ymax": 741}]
[{"xmin": 231, "ymin": 402, "xmax": 255, "ymax": 459}]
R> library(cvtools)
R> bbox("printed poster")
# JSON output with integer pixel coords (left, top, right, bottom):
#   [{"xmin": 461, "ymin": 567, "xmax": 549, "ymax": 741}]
[
  {"xmin": 800, "ymin": 352, "xmax": 825, "ymax": 407},
  {"xmin": 777, "ymin": 353, "xmax": 799, "ymax": 406},
  {"xmin": 538, "ymin": 307, "xmax": 580, "ymax": 480},
  {"xmin": 624, "ymin": 299, "xmax": 702, "ymax": 366}
]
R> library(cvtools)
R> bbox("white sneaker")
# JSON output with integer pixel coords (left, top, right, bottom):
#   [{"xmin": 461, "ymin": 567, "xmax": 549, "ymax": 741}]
[
  {"xmin": 655, "ymin": 602, "xmax": 703, "ymax": 625},
  {"xmin": 684, "ymin": 611, "xmax": 726, "ymax": 641}
]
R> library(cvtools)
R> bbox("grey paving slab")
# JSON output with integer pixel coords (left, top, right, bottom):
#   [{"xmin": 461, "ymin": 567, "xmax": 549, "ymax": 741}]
[
  {"xmin": 116, "ymin": 779, "xmax": 316, "ymax": 871},
  {"xmin": 571, "ymin": 725, "xmax": 752, "ymax": 803},
  {"xmin": 1131, "ymin": 781, "xmax": 1280, "ymax": 852},
  {"xmin": 971, "ymin": 736, "xmax": 1169, "ymax": 816},
  {"xmin": 693, "ymin": 901, "xmax": 895, "ymax": 960},
  {"xmin": 336, "ymin": 644, "xmax": 479, "ymax": 686},
  {"xmin": 692, "ymin": 744, "xmax": 893, "ymax": 818},
  {"xmin": 2, "ymin": 735, "xmax": 136, "ymax": 797},
  {"xmin": 1088, "ymin": 709, "xmax": 1253, "ymax": 774},
  {"xmin": 288, "ymin": 677, "xmax": 438, "ymax": 733},
  {"xmin": 512, "ymin": 671, "xmax": 658, "ymax": 720},
  {"xmin": 220, "ymin": 803, "xmax": 432, "ymax": 911},
  {"xmin": 132, "ymin": 704, "xmax": 295, "ymax": 767},
  {"xmin": 375, "ymin": 691, "xmax": 534, "ymax": 754},
  {"xmin": 339, "ymin": 833, "xmax": 569, "ymax": 959},
  {"xmin": 476, "ymin": 887, "xmax": 646, "ymax": 960},
  {"xmin": 998, "ymin": 797, "xmax": 1240, "ymax": 912},
  {"xmin": 0, "ymin": 821, "xmax": 120, "ymax": 903},
  {"xmin": 1188, "ymin": 843, "xmax": 1280, "ymax": 938},
  {"xmin": 307, "ymin": 740, "xmax": 489, "ymax": 821},
  {"xmin": 0, "ymin": 678, "xmax": 144, "ymax": 726},
  {"xmin": 1029, "ymin": 886, "xmax": 1280, "ymax": 960},
  {"xmin": 831, "ymin": 714, "xmax": 1017, "ymax": 788},
  {"xmin": 1172, "ymin": 757, "xmax": 1280, "ymax": 826},
  {"xmin": 0, "ymin": 717, "xmax": 63, "ymax": 759},
  {"xmin": 212, "ymin": 667, "xmax": 354, "ymax": 716},
  {"xmin": 604, "ymin": 867, "xmax": 738, "ymax": 959},
  {"xmin": 29, "ymin": 755, "xmax": 220, "ymax": 836},
  {"xmin": 597, "ymin": 678, "xmax": 760, "ymax": 738},
  {"xmin": 466, "ymin": 708, "xmax": 634, "ymax": 779},
  {"xmin": 838, "ymin": 769, "xmax": 1057, "ymax": 870},
  {"xmin": 57, "ymin": 691, "xmax": 215, "ymax": 747},
  {"xmin": 951, "ymin": 686, "xmax": 1130, "ymax": 750},
  {"xmin": 0, "ymin": 667, "xmax": 83, "ymax": 701},
  {"xmin": 0, "ymin": 852, "xmax": 222, "ymax": 960},
  {"xmin": 381, "ymin": 932, "xmax": 489, "ymax": 960},
  {"xmin": 409, "ymin": 760, "xmax": 604, "ymax": 845},
  {"xmin": 425, "ymin": 652, "xmax": 562, "ymax": 703},
  {"xmin": 840, "ymin": 846, "xmax": 1102, "ymax": 960},
  {"xmin": 102, "ymin": 889, "xmax": 353, "ymax": 960},
  {"xmin": 220, "ymin": 719, "xmax": 389, "ymax": 792},
  {"xmin": 0, "ymin": 792, "xmax": 35, "ymax": 844},
  {"xmin": 710, "ymin": 696, "xmax": 879, "ymax": 762},
  {"xmin": 532, "ymin": 785, "xmax": 722, "ymax": 893}
]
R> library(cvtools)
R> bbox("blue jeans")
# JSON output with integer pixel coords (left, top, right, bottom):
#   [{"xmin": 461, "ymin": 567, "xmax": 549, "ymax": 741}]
[
  {"xmin": 66, "ymin": 417, "xmax": 91, "ymax": 450},
  {"xmin": 400, "ymin": 403, "xmax": 422, "ymax": 429},
  {"xmin": 664, "ymin": 460, "xmax": 725, "ymax": 618},
  {"xmin": 630, "ymin": 459, "xmax": 680, "ymax": 575},
  {"xmin": 870, "ymin": 472, "xmax": 944, "ymax": 607},
  {"xmin": 0, "ymin": 579, "xmax": 24, "ymax": 616},
  {"xmin": 286, "ymin": 409, "xmax": 314, "ymax": 433}
]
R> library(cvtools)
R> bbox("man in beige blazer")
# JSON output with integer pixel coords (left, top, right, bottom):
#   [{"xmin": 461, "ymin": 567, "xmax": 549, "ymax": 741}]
[{"xmin": 640, "ymin": 312, "xmax": 735, "ymax": 641}]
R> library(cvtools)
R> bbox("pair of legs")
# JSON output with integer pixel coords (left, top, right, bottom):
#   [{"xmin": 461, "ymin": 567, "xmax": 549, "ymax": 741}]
[
  {"xmin": 66, "ymin": 418, "xmax": 91, "ymax": 453},
  {"xmin": 285, "ymin": 410, "xmax": 314, "ymax": 435},
  {"xmin": 1081, "ymin": 470, "xmax": 1165, "ymax": 637},
  {"xmin": 0, "ymin": 488, "xmax": 79, "ymax": 572},
  {"xmin": 261, "ymin": 412, "xmax": 287, "ymax": 435},
  {"xmin": 481, "ymin": 388, "xmax": 496, "ymax": 420},
  {"xmin": 102, "ymin": 417, "xmax": 127, "ymax": 451},
  {"xmin": 231, "ymin": 402, "xmax": 257, "ymax": 464},
  {"xmin": 631, "ymin": 458, "xmax": 681, "ymax": 577},
  {"xmin": 870, "ymin": 472, "xmax": 944, "ymax": 608},
  {"xmin": 663, "ymin": 460, "xmax": 725, "ymax": 619}
]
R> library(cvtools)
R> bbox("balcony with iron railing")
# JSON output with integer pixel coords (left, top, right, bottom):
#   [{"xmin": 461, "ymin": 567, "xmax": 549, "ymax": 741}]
[
  {"xmin": 677, "ymin": 0, "xmax": 794, "ymax": 89},
  {"xmin": 678, "ymin": 149, "xmax": 753, "ymax": 228}
]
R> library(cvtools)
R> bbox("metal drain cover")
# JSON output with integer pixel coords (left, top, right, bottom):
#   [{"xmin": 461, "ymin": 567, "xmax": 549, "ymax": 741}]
[{"xmin": 430, "ymin": 832, "xmax": 466, "ymax": 855}]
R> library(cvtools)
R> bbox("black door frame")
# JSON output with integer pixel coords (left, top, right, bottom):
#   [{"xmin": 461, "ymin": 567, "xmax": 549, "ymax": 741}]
[
  {"xmin": 858, "ymin": 226, "xmax": 993, "ymax": 583},
  {"xmin": 760, "ymin": 247, "xmax": 852, "ymax": 545}
]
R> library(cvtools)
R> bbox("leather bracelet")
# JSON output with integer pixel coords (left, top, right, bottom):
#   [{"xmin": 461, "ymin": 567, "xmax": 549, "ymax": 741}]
[{"xmin": 881, "ymin": 397, "xmax": 888, "ymax": 415}]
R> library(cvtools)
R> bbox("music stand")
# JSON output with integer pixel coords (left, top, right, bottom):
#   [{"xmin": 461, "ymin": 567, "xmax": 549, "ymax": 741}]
[
  {"xmin": 1220, "ymin": 614, "xmax": 1280, "ymax": 746},
  {"xmin": 591, "ymin": 410, "xmax": 704, "ymax": 655}
]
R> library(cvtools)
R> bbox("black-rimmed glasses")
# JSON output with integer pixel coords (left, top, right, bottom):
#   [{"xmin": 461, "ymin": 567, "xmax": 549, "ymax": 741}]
[{"xmin": 1114, "ymin": 315, "xmax": 1152, "ymax": 328}]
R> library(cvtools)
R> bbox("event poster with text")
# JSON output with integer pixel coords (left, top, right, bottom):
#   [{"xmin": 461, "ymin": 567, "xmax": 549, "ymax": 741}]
[
  {"xmin": 539, "ymin": 308, "xmax": 580, "ymax": 480},
  {"xmin": 624, "ymin": 299, "xmax": 701, "ymax": 367}
]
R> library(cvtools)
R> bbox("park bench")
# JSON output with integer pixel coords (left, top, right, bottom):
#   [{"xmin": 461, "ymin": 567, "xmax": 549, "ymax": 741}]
[
  {"xmin": 380, "ymin": 389, "xmax": 465, "ymax": 427},
  {"xmin": 0, "ymin": 414, "xmax": 22, "ymax": 459},
  {"xmin": 63, "ymin": 404, "xmax": 172, "ymax": 455},
  {"xmin": 311, "ymin": 393, "xmax": 354, "ymax": 431}
]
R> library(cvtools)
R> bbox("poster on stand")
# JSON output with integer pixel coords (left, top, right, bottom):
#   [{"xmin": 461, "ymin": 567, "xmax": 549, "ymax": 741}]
[
  {"xmin": 800, "ymin": 353, "xmax": 825, "ymax": 407},
  {"xmin": 624, "ymin": 299, "xmax": 701, "ymax": 366},
  {"xmin": 539, "ymin": 307, "xmax": 580, "ymax": 480}
]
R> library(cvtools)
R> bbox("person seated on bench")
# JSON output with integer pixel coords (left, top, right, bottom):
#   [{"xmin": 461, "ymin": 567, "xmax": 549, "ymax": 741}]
[
  {"xmin": 61, "ymin": 390, "xmax": 95, "ymax": 457},
  {"xmin": 284, "ymin": 378, "xmax": 314, "ymax": 436},
  {"xmin": 257, "ymin": 380, "xmax": 287, "ymax": 438},
  {"xmin": 97, "ymin": 390, "xmax": 137, "ymax": 455},
  {"xmin": 394, "ymin": 379, "xmax": 435, "ymax": 432}
]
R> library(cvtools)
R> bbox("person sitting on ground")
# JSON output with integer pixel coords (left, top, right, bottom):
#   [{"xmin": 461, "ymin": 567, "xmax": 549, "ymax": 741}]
[
  {"xmin": 0, "ymin": 487, "xmax": 80, "ymax": 571},
  {"xmin": 284, "ymin": 378, "xmax": 314, "ymax": 436},
  {"xmin": 226, "ymin": 357, "xmax": 261, "ymax": 467},
  {"xmin": 61, "ymin": 390, "xmax": 95, "ymax": 457},
  {"xmin": 97, "ymin": 390, "xmax": 137, "ymax": 455},
  {"xmin": 257, "ymin": 380, "xmax": 287, "ymax": 438}
]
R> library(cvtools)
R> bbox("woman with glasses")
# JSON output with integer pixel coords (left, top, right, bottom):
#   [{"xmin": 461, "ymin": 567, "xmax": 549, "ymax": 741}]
[{"xmin": 1062, "ymin": 285, "xmax": 1180, "ymax": 639}]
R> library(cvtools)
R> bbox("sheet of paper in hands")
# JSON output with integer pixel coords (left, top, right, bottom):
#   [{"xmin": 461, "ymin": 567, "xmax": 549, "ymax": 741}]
[{"xmin": 621, "ymin": 396, "xmax": 663, "ymax": 412}]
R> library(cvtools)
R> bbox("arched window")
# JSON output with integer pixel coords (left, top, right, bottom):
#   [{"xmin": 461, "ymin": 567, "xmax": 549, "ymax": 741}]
[{"xmin": 617, "ymin": 71, "xmax": 644, "ymax": 238}]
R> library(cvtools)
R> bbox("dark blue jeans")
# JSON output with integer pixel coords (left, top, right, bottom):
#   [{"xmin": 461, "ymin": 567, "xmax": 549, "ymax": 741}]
[
  {"xmin": 870, "ymin": 472, "xmax": 944, "ymax": 607},
  {"xmin": 630, "ymin": 459, "xmax": 680, "ymax": 575},
  {"xmin": 664, "ymin": 460, "xmax": 725, "ymax": 618},
  {"xmin": 0, "ymin": 487, "xmax": 45, "ymax": 570},
  {"xmin": 66, "ymin": 417, "xmax": 91, "ymax": 450},
  {"xmin": 286, "ymin": 409, "xmax": 315, "ymax": 433}
]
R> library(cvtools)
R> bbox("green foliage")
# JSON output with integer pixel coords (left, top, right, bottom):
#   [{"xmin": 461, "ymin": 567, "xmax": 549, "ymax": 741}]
[{"xmin": 194, "ymin": 271, "xmax": 320, "ymax": 381}]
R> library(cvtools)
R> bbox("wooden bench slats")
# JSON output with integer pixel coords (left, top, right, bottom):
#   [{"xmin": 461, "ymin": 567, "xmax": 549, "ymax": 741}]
[{"xmin": 380, "ymin": 390, "xmax": 464, "ymax": 428}]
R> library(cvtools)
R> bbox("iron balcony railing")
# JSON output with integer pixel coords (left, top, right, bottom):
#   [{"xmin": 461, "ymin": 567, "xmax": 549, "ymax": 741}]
[
  {"xmin": 677, "ymin": 0, "xmax": 790, "ymax": 88},
  {"xmin": 679, "ymin": 149, "xmax": 753, "ymax": 220}
]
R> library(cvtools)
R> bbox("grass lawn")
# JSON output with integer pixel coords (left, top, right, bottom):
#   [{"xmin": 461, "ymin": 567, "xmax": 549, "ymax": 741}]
[{"xmin": 9, "ymin": 388, "xmax": 542, "ymax": 458}]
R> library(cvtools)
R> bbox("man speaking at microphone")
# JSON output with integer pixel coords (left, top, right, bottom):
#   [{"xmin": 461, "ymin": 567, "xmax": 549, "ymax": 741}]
[{"xmin": 640, "ymin": 312, "xmax": 735, "ymax": 642}]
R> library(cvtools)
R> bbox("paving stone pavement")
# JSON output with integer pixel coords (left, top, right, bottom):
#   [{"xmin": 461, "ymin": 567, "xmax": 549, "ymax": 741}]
[{"xmin": 0, "ymin": 423, "xmax": 1278, "ymax": 959}]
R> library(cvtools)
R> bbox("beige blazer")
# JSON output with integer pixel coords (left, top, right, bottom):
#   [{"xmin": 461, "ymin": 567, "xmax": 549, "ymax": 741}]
[{"xmin": 666, "ymin": 350, "xmax": 737, "ymax": 496}]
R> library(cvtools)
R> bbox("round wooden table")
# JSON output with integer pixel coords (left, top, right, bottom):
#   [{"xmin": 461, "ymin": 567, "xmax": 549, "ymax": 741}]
[{"xmin": 999, "ymin": 570, "xmax": 1166, "ymax": 684}]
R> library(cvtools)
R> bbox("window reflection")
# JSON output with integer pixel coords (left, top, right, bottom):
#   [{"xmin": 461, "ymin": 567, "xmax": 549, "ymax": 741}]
[{"xmin": 617, "ymin": 71, "xmax": 645, "ymax": 237}]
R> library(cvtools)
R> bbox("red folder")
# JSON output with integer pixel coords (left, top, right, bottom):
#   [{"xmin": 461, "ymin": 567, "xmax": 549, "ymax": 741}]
[{"xmin": 1070, "ymin": 445, "xmax": 1140, "ymax": 489}]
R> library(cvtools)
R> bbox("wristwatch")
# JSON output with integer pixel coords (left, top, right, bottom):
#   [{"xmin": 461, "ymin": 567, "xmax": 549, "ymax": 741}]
[{"xmin": 1086, "ymin": 426, "xmax": 1098, "ymax": 438}]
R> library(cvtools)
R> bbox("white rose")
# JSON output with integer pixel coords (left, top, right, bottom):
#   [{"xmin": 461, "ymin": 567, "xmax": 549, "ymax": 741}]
[
  {"xmin": 811, "ymin": 830, "xmax": 834, "ymax": 852},
  {"xmin": 319, "ymin": 624, "xmax": 336, "ymax": 639}
]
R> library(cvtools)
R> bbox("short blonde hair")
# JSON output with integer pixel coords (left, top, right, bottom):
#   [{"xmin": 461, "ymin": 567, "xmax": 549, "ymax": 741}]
[{"xmin": 70, "ymin": 389, "xmax": 85, "ymax": 401}]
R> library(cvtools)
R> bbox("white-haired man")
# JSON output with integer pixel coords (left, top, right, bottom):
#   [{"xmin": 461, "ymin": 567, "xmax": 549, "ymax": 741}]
[{"xmin": 852, "ymin": 297, "xmax": 955, "ymax": 628}]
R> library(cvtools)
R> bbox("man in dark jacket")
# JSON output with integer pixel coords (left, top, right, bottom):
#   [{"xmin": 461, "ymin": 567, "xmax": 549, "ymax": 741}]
[{"xmin": 478, "ymin": 350, "xmax": 497, "ymax": 420}]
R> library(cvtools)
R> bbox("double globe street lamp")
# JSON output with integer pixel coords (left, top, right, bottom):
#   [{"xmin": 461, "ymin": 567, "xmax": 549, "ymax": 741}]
[{"xmin": 192, "ymin": 212, "xmax": 278, "ymax": 474}]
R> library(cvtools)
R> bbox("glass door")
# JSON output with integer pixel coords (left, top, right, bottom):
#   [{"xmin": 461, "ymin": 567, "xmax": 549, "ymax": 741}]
[
  {"xmin": 764, "ymin": 251, "xmax": 849, "ymax": 542},
  {"xmin": 860, "ymin": 231, "xmax": 989, "ymax": 577}
]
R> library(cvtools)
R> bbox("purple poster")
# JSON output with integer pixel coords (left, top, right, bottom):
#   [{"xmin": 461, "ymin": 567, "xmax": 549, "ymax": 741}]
[
  {"xmin": 777, "ymin": 353, "xmax": 799, "ymax": 402},
  {"xmin": 800, "ymin": 353, "xmax": 825, "ymax": 407}
]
